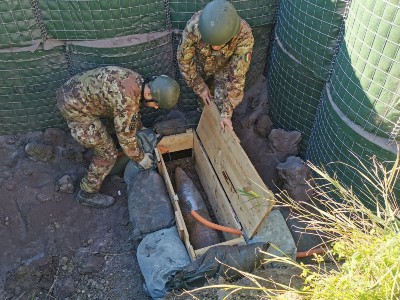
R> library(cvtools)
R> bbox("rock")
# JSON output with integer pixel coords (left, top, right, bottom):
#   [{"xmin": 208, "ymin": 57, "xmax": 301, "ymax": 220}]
[
  {"xmin": 267, "ymin": 129, "xmax": 301, "ymax": 162},
  {"xmin": 277, "ymin": 156, "xmax": 314, "ymax": 203},
  {"xmin": 25, "ymin": 142, "xmax": 54, "ymax": 161},
  {"xmin": 43, "ymin": 128, "xmax": 67, "ymax": 147},
  {"xmin": 79, "ymin": 256, "xmax": 104, "ymax": 274},
  {"xmin": 56, "ymin": 175, "xmax": 76, "ymax": 194},
  {"xmin": 53, "ymin": 276, "xmax": 75, "ymax": 299},
  {"xmin": 255, "ymin": 115, "xmax": 273, "ymax": 138},
  {"xmin": 25, "ymin": 131, "xmax": 44, "ymax": 143}
]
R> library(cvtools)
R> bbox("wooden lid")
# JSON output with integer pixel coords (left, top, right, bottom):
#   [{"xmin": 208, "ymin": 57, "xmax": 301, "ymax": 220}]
[{"xmin": 196, "ymin": 104, "xmax": 275, "ymax": 238}]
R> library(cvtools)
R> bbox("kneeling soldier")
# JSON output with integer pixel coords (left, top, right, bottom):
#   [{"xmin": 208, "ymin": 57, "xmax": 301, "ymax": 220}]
[{"xmin": 57, "ymin": 66, "xmax": 180, "ymax": 208}]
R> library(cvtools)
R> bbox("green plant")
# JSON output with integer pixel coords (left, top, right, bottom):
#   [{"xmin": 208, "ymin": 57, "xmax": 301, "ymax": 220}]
[{"xmin": 184, "ymin": 150, "xmax": 400, "ymax": 299}]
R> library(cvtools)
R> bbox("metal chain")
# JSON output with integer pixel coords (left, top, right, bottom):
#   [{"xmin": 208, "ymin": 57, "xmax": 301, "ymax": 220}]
[
  {"xmin": 163, "ymin": 0, "xmax": 172, "ymax": 31},
  {"xmin": 388, "ymin": 117, "xmax": 400, "ymax": 144},
  {"xmin": 29, "ymin": 0, "xmax": 49, "ymax": 41}
]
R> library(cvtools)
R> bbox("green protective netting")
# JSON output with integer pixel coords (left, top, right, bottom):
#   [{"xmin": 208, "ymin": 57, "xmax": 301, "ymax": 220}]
[
  {"xmin": 329, "ymin": 0, "xmax": 400, "ymax": 140},
  {"xmin": 245, "ymin": 25, "xmax": 273, "ymax": 88},
  {"xmin": 0, "ymin": 0, "xmax": 42, "ymax": 49},
  {"xmin": 169, "ymin": 0, "xmax": 278, "ymax": 30},
  {"xmin": 267, "ymin": 39, "xmax": 325, "ymax": 156},
  {"xmin": 275, "ymin": 0, "xmax": 347, "ymax": 80},
  {"xmin": 0, "ymin": 47, "xmax": 70, "ymax": 134},
  {"xmin": 67, "ymin": 33, "xmax": 174, "ymax": 127},
  {"xmin": 38, "ymin": 0, "xmax": 166, "ymax": 40},
  {"xmin": 307, "ymin": 90, "xmax": 399, "ymax": 205}
]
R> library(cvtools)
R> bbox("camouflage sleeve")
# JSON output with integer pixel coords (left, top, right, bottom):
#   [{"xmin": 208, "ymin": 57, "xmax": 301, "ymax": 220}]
[
  {"xmin": 177, "ymin": 14, "xmax": 208, "ymax": 95},
  {"xmin": 114, "ymin": 95, "xmax": 144, "ymax": 162},
  {"xmin": 221, "ymin": 23, "xmax": 254, "ymax": 119}
]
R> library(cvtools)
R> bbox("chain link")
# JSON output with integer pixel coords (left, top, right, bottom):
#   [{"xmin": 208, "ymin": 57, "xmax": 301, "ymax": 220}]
[{"xmin": 29, "ymin": 0, "xmax": 49, "ymax": 41}]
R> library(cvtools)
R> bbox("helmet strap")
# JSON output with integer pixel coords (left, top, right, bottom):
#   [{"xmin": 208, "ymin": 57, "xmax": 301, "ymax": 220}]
[{"xmin": 141, "ymin": 76, "xmax": 157, "ymax": 101}]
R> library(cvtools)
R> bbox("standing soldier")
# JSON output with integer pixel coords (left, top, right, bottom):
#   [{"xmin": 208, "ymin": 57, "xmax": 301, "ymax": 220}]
[
  {"xmin": 177, "ymin": 0, "xmax": 254, "ymax": 131},
  {"xmin": 57, "ymin": 66, "xmax": 180, "ymax": 208}
]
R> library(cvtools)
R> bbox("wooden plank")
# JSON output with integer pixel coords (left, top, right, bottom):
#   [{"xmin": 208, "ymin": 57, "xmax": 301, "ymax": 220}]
[
  {"xmin": 194, "ymin": 236, "xmax": 246, "ymax": 258},
  {"xmin": 155, "ymin": 148, "xmax": 180, "ymax": 211},
  {"xmin": 157, "ymin": 130, "xmax": 194, "ymax": 153},
  {"xmin": 193, "ymin": 134, "xmax": 241, "ymax": 241},
  {"xmin": 196, "ymin": 103, "xmax": 275, "ymax": 238}
]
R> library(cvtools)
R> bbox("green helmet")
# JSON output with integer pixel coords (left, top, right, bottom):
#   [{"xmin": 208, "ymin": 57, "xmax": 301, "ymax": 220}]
[
  {"xmin": 148, "ymin": 75, "xmax": 180, "ymax": 109},
  {"xmin": 199, "ymin": 0, "xmax": 241, "ymax": 46}
]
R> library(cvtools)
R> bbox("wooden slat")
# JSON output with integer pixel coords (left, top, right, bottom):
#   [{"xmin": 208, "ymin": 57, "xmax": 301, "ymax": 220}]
[
  {"xmin": 155, "ymin": 148, "xmax": 180, "ymax": 211},
  {"xmin": 175, "ymin": 211, "xmax": 196, "ymax": 261},
  {"xmin": 193, "ymin": 134, "xmax": 241, "ymax": 241},
  {"xmin": 194, "ymin": 236, "xmax": 246, "ymax": 258},
  {"xmin": 156, "ymin": 146, "xmax": 195, "ymax": 261},
  {"xmin": 196, "ymin": 103, "xmax": 275, "ymax": 238},
  {"xmin": 157, "ymin": 130, "xmax": 193, "ymax": 153}
]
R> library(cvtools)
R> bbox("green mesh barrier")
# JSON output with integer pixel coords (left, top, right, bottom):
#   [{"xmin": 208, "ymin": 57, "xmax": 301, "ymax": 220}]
[
  {"xmin": 0, "ymin": 47, "xmax": 70, "ymax": 134},
  {"xmin": 267, "ymin": 40, "xmax": 325, "ymax": 156},
  {"xmin": 329, "ymin": 0, "xmax": 400, "ymax": 140},
  {"xmin": 176, "ymin": 77, "xmax": 199, "ymax": 112},
  {"xmin": 169, "ymin": 0, "xmax": 278, "ymax": 30},
  {"xmin": 67, "ymin": 34, "xmax": 174, "ymax": 127},
  {"xmin": 276, "ymin": 0, "xmax": 347, "ymax": 80},
  {"xmin": 38, "ymin": 0, "xmax": 166, "ymax": 40},
  {"xmin": 245, "ymin": 25, "xmax": 273, "ymax": 89},
  {"xmin": 307, "ymin": 90, "xmax": 399, "ymax": 205},
  {"xmin": 0, "ymin": 0, "xmax": 42, "ymax": 49}
]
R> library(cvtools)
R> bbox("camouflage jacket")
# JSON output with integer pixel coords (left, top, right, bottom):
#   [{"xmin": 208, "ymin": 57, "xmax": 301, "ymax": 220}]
[
  {"xmin": 177, "ymin": 11, "xmax": 254, "ymax": 118},
  {"xmin": 57, "ymin": 66, "xmax": 145, "ymax": 162}
]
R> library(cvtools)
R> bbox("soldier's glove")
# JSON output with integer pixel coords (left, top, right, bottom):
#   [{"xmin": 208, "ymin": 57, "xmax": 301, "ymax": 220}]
[{"xmin": 138, "ymin": 153, "xmax": 154, "ymax": 170}]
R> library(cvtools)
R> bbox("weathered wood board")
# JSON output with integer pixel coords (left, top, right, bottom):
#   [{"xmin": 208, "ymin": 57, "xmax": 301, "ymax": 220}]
[{"xmin": 196, "ymin": 103, "xmax": 275, "ymax": 238}]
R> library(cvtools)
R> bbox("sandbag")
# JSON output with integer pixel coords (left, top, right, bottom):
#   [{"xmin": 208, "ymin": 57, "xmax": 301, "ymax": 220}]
[
  {"xmin": 136, "ymin": 128, "xmax": 159, "ymax": 153},
  {"xmin": 154, "ymin": 118, "xmax": 188, "ymax": 136},
  {"xmin": 128, "ymin": 170, "xmax": 175, "ymax": 240},
  {"xmin": 167, "ymin": 242, "xmax": 269, "ymax": 290},
  {"xmin": 123, "ymin": 160, "xmax": 142, "ymax": 186},
  {"xmin": 137, "ymin": 227, "xmax": 191, "ymax": 300},
  {"xmin": 123, "ymin": 128, "xmax": 159, "ymax": 185}
]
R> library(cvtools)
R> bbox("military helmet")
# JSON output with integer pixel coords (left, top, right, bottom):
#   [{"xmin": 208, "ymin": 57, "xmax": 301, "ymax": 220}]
[
  {"xmin": 148, "ymin": 75, "xmax": 180, "ymax": 109},
  {"xmin": 199, "ymin": 0, "xmax": 241, "ymax": 46}
]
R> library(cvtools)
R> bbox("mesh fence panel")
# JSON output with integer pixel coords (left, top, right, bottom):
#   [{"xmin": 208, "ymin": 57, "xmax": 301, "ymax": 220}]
[
  {"xmin": 169, "ymin": 0, "xmax": 278, "ymax": 30},
  {"xmin": 328, "ymin": 0, "xmax": 400, "ymax": 140},
  {"xmin": 267, "ymin": 39, "xmax": 325, "ymax": 156},
  {"xmin": 307, "ymin": 88, "xmax": 399, "ymax": 204},
  {"xmin": 0, "ymin": 47, "xmax": 70, "ymax": 134},
  {"xmin": 0, "ymin": 0, "xmax": 42, "ymax": 49},
  {"xmin": 245, "ymin": 25, "xmax": 273, "ymax": 88},
  {"xmin": 276, "ymin": 0, "xmax": 347, "ymax": 80},
  {"xmin": 38, "ymin": 0, "xmax": 166, "ymax": 40},
  {"xmin": 66, "ymin": 33, "xmax": 174, "ymax": 127}
]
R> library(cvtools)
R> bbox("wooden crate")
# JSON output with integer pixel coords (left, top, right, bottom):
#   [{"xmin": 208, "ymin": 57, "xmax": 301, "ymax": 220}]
[{"xmin": 155, "ymin": 104, "xmax": 275, "ymax": 260}]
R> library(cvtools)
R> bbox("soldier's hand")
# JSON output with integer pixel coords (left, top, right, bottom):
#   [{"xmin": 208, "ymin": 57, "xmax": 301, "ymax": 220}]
[
  {"xmin": 220, "ymin": 117, "xmax": 233, "ymax": 132},
  {"xmin": 199, "ymin": 87, "xmax": 212, "ymax": 106}
]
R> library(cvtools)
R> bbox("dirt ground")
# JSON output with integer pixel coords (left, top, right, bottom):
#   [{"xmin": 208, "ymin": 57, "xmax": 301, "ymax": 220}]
[{"xmin": 0, "ymin": 76, "xmax": 315, "ymax": 300}]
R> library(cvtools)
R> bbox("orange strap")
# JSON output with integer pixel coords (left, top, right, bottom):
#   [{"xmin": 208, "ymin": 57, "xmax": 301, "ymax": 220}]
[{"xmin": 191, "ymin": 210, "xmax": 242, "ymax": 236}]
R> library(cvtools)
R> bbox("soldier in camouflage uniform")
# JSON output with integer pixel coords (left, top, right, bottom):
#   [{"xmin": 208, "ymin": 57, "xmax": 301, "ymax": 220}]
[
  {"xmin": 57, "ymin": 66, "xmax": 180, "ymax": 208},
  {"xmin": 177, "ymin": 0, "xmax": 254, "ymax": 131}
]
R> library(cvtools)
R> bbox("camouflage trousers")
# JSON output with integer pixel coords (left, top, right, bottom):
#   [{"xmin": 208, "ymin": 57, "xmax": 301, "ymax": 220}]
[{"xmin": 67, "ymin": 119, "xmax": 118, "ymax": 193}]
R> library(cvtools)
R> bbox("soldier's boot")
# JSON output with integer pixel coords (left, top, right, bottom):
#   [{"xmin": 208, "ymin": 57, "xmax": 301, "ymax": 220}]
[{"xmin": 76, "ymin": 189, "xmax": 115, "ymax": 208}]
